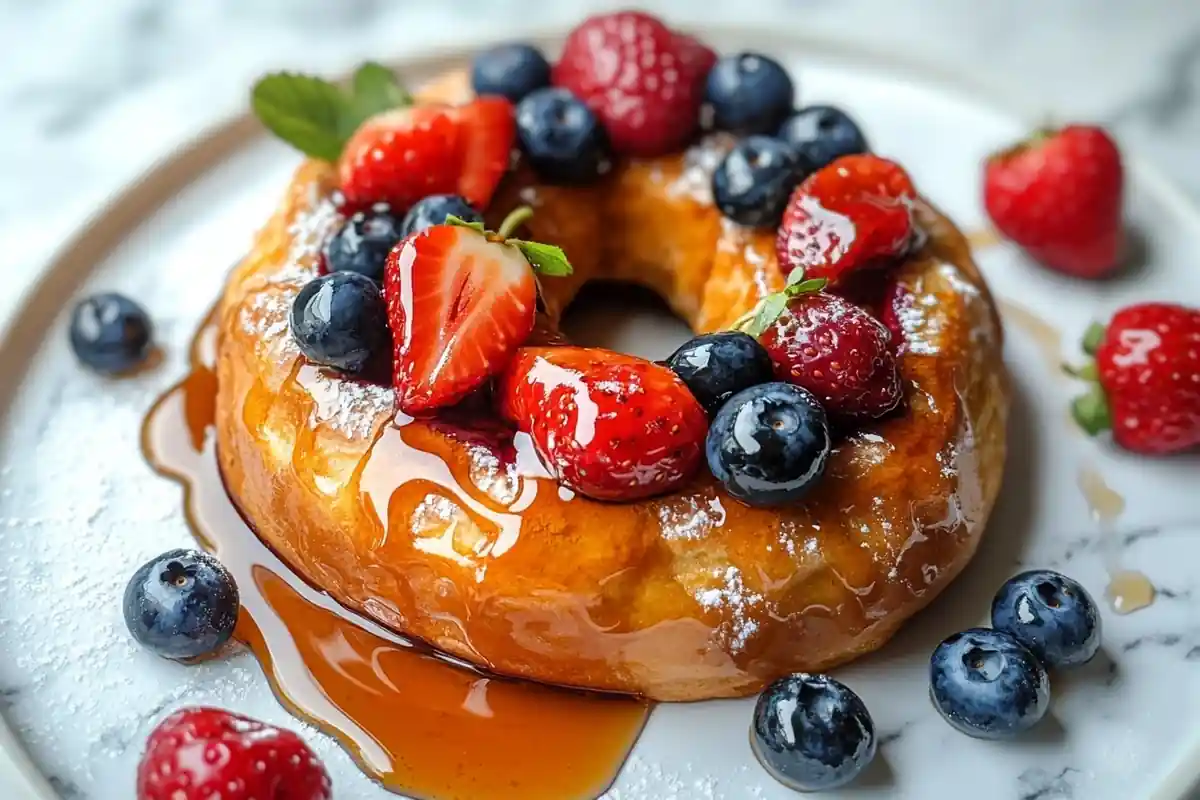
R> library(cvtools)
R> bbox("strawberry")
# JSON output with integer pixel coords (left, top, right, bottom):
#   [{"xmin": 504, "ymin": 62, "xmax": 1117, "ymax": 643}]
[
  {"xmin": 497, "ymin": 346, "xmax": 708, "ymax": 500},
  {"xmin": 339, "ymin": 97, "xmax": 515, "ymax": 212},
  {"xmin": 552, "ymin": 11, "xmax": 715, "ymax": 156},
  {"xmin": 984, "ymin": 124, "xmax": 1124, "ymax": 278},
  {"xmin": 776, "ymin": 154, "xmax": 916, "ymax": 286},
  {"xmin": 735, "ymin": 268, "xmax": 903, "ymax": 422},
  {"xmin": 137, "ymin": 707, "xmax": 330, "ymax": 800},
  {"xmin": 384, "ymin": 207, "xmax": 572, "ymax": 414},
  {"xmin": 1069, "ymin": 302, "xmax": 1200, "ymax": 454}
]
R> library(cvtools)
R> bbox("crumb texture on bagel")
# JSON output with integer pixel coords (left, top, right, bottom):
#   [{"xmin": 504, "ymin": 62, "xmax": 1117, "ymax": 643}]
[{"xmin": 215, "ymin": 70, "xmax": 1008, "ymax": 701}]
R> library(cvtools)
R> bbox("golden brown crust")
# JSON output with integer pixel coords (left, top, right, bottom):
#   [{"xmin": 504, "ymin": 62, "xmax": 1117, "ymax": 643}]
[{"xmin": 214, "ymin": 72, "xmax": 1008, "ymax": 701}]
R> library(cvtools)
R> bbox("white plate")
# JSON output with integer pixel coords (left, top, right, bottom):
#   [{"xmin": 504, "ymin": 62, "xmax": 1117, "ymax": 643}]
[{"xmin": 1, "ymin": 26, "xmax": 1199, "ymax": 800}]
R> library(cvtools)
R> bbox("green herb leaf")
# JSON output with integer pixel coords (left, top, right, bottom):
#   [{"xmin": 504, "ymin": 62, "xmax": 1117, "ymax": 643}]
[
  {"xmin": 784, "ymin": 268, "xmax": 808, "ymax": 288},
  {"xmin": 788, "ymin": 278, "xmax": 828, "ymax": 295},
  {"xmin": 349, "ymin": 61, "xmax": 411, "ymax": 126},
  {"xmin": 445, "ymin": 215, "xmax": 487, "ymax": 234},
  {"xmin": 251, "ymin": 72, "xmax": 355, "ymax": 161},
  {"xmin": 741, "ymin": 293, "xmax": 789, "ymax": 338},
  {"xmin": 513, "ymin": 241, "xmax": 573, "ymax": 276},
  {"xmin": 1071, "ymin": 387, "xmax": 1112, "ymax": 436}
]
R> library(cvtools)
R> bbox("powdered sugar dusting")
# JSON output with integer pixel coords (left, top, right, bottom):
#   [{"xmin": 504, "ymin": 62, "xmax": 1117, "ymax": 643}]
[
  {"xmin": 693, "ymin": 565, "xmax": 764, "ymax": 651},
  {"xmin": 298, "ymin": 366, "xmax": 393, "ymax": 440},
  {"xmin": 655, "ymin": 493, "xmax": 727, "ymax": 541},
  {"xmin": 665, "ymin": 134, "xmax": 734, "ymax": 204}
]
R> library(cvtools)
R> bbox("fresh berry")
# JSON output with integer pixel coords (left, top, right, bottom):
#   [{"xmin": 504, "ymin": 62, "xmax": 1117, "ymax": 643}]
[
  {"xmin": 736, "ymin": 270, "xmax": 903, "ymax": 422},
  {"xmin": 137, "ymin": 707, "xmax": 331, "ymax": 800},
  {"xmin": 471, "ymin": 43, "xmax": 552, "ymax": 103},
  {"xmin": 706, "ymin": 382, "xmax": 830, "ymax": 507},
  {"xmin": 703, "ymin": 52, "xmax": 795, "ymax": 135},
  {"xmin": 984, "ymin": 124, "xmax": 1124, "ymax": 277},
  {"xmin": 712, "ymin": 136, "xmax": 810, "ymax": 228},
  {"xmin": 552, "ymin": 11, "xmax": 715, "ymax": 156},
  {"xmin": 384, "ymin": 207, "xmax": 572, "ymax": 413},
  {"xmin": 123, "ymin": 550, "xmax": 239, "ymax": 660},
  {"xmin": 992, "ymin": 570, "xmax": 1102, "ymax": 669},
  {"xmin": 666, "ymin": 332, "xmax": 775, "ymax": 417},
  {"xmin": 69, "ymin": 293, "xmax": 154, "ymax": 375},
  {"xmin": 1069, "ymin": 302, "xmax": 1200, "ymax": 454},
  {"xmin": 290, "ymin": 272, "xmax": 390, "ymax": 374},
  {"xmin": 323, "ymin": 204, "xmax": 403, "ymax": 281},
  {"xmin": 339, "ymin": 97, "xmax": 515, "ymax": 212},
  {"xmin": 498, "ymin": 346, "xmax": 708, "ymax": 500},
  {"xmin": 751, "ymin": 673, "xmax": 876, "ymax": 792},
  {"xmin": 516, "ymin": 87, "xmax": 612, "ymax": 184},
  {"xmin": 777, "ymin": 106, "xmax": 869, "ymax": 171},
  {"xmin": 399, "ymin": 194, "xmax": 483, "ymax": 238},
  {"xmin": 776, "ymin": 154, "xmax": 916, "ymax": 285},
  {"xmin": 930, "ymin": 628, "xmax": 1050, "ymax": 739}
]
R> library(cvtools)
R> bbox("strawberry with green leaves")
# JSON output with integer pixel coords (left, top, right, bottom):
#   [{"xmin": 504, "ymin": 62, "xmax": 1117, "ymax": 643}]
[
  {"xmin": 253, "ymin": 62, "xmax": 515, "ymax": 212},
  {"xmin": 734, "ymin": 268, "xmax": 903, "ymax": 423},
  {"xmin": 1068, "ymin": 302, "xmax": 1200, "ymax": 455},
  {"xmin": 384, "ymin": 206, "xmax": 572, "ymax": 414}
]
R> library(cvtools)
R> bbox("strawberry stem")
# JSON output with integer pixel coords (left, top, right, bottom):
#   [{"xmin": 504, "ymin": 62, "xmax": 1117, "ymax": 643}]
[
  {"xmin": 1081, "ymin": 322, "xmax": 1105, "ymax": 356},
  {"xmin": 496, "ymin": 205, "xmax": 534, "ymax": 240},
  {"xmin": 1071, "ymin": 386, "xmax": 1112, "ymax": 436}
]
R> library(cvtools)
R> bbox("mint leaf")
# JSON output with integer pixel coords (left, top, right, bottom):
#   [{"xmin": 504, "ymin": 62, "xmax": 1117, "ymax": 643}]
[
  {"xmin": 788, "ymin": 278, "xmax": 828, "ymax": 295},
  {"xmin": 445, "ymin": 215, "xmax": 487, "ymax": 234},
  {"xmin": 743, "ymin": 293, "xmax": 789, "ymax": 337},
  {"xmin": 784, "ymin": 267, "xmax": 808, "ymax": 288},
  {"xmin": 349, "ymin": 61, "xmax": 411, "ymax": 125},
  {"xmin": 513, "ymin": 241, "xmax": 573, "ymax": 276},
  {"xmin": 251, "ymin": 72, "xmax": 354, "ymax": 161}
]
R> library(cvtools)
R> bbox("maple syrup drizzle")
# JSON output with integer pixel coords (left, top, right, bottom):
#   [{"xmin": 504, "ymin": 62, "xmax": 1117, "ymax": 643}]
[
  {"xmin": 141, "ymin": 313, "xmax": 649, "ymax": 799},
  {"xmin": 965, "ymin": 227, "xmax": 1004, "ymax": 252},
  {"xmin": 1076, "ymin": 467, "xmax": 1156, "ymax": 615}
]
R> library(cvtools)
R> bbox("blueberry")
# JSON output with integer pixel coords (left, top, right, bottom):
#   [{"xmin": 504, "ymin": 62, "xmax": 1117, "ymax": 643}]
[
  {"xmin": 666, "ymin": 332, "xmax": 774, "ymax": 417},
  {"xmin": 991, "ymin": 570, "xmax": 1102, "ymax": 669},
  {"xmin": 123, "ymin": 549, "xmax": 239, "ymax": 660},
  {"xmin": 706, "ymin": 382, "xmax": 830, "ymax": 507},
  {"xmin": 399, "ymin": 194, "xmax": 483, "ymax": 239},
  {"xmin": 704, "ymin": 52, "xmax": 795, "ymax": 135},
  {"xmin": 751, "ymin": 673, "xmax": 876, "ymax": 792},
  {"xmin": 289, "ymin": 272, "xmax": 390, "ymax": 374},
  {"xmin": 471, "ymin": 43, "xmax": 552, "ymax": 103},
  {"xmin": 711, "ymin": 137, "xmax": 812, "ymax": 228},
  {"xmin": 516, "ymin": 87, "xmax": 612, "ymax": 185},
  {"xmin": 68, "ymin": 293, "xmax": 153, "ymax": 375},
  {"xmin": 777, "ymin": 105, "xmax": 869, "ymax": 171},
  {"xmin": 930, "ymin": 628, "xmax": 1050, "ymax": 739},
  {"xmin": 324, "ymin": 204, "xmax": 404, "ymax": 282}
]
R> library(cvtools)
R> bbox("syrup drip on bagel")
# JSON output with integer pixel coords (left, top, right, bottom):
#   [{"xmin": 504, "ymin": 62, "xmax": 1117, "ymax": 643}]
[{"xmin": 142, "ymin": 310, "xmax": 649, "ymax": 799}]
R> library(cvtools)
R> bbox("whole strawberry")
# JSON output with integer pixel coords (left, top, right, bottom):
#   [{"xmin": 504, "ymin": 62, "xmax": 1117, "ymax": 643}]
[
  {"xmin": 498, "ymin": 346, "xmax": 709, "ymax": 500},
  {"xmin": 984, "ymin": 124, "xmax": 1124, "ymax": 278},
  {"xmin": 736, "ymin": 269, "xmax": 903, "ymax": 422},
  {"xmin": 552, "ymin": 11, "xmax": 715, "ymax": 156},
  {"xmin": 385, "ymin": 206, "xmax": 572, "ymax": 414},
  {"xmin": 137, "ymin": 707, "xmax": 331, "ymax": 800},
  {"xmin": 1069, "ymin": 302, "xmax": 1200, "ymax": 454},
  {"xmin": 776, "ymin": 154, "xmax": 916, "ymax": 286}
]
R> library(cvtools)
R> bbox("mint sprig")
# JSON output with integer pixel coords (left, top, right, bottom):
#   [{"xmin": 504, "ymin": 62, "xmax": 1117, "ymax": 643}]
[
  {"xmin": 730, "ymin": 268, "xmax": 828, "ymax": 337},
  {"xmin": 446, "ymin": 206, "xmax": 574, "ymax": 277},
  {"xmin": 251, "ymin": 61, "xmax": 410, "ymax": 161}
]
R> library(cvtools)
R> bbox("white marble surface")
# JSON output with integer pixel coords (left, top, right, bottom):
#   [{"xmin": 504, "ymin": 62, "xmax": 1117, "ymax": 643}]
[{"xmin": 2, "ymin": 2, "xmax": 1200, "ymax": 799}]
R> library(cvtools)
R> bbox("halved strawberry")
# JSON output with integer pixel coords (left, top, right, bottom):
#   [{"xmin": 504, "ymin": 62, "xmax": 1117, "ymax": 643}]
[
  {"xmin": 383, "ymin": 208, "xmax": 571, "ymax": 414},
  {"xmin": 339, "ymin": 98, "xmax": 515, "ymax": 213}
]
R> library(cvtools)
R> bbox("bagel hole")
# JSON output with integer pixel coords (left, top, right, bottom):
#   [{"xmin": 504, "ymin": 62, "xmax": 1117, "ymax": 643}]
[{"xmin": 558, "ymin": 282, "xmax": 693, "ymax": 361}]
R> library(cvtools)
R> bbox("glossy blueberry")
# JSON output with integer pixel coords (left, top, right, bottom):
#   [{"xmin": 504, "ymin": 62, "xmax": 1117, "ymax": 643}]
[
  {"xmin": 704, "ymin": 52, "xmax": 795, "ymax": 135},
  {"xmin": 711, "ymin": 136, "xmax": 812, "ymax": 228},
  {"xmin": 68, "ymin": 293, "xmax": 153, "ymax": 375},
  {"xmin": 289, "ymin": 272, "xmax": 390, "ymax": 374},
  {"xmin": 991, "ymin": 570, "xmax": 1102, "ymax": 669},
  {"xmin": 516, "ymin": 87, "xmax": 612, "ymax": 185},
  {"xmin": 930, "ymin": 628, "xmax": 1050, "ymax": 739},
  {"xmin": 324, "ymin": 204, "xmax": 404, "ymax": 282},
  {"xmin": 123, "ymin": 549, "xmax": 239, "ymax": 660},
  {"xmin": 471, "ymin": 43, "xmax": 552, "ymax": 103},
  {"xmin": 752, "ymin": 673, "xmax": 877, "ymax": 792},
  {"xmin": 666, "ymin": 332, "xmax": 774, "ymax": 417},
  {"xmin": 777, "ymin": 105, "xmax": 869, "ymax": 171},
  {"xmin": 399, "ymin": 194, "xmax": 482, "ymax": 239},
  {"xmin": 706, "ymin": 382, "xmax": 830, "ymax": 507}
]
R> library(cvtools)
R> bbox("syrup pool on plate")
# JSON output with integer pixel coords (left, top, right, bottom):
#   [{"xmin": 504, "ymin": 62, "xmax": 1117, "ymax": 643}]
[
  {"xmin": 1077, "ymin": 466, "xmax": 1156, "ymax": 615},
  {"xmin": 141, "ymin": 312, "xmax": 649, "ymax": 800}
]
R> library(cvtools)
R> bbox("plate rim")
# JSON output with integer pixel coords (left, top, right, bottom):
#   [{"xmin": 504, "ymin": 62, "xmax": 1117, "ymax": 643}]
[{"xmin": 1, "ymin": 22, "xmax": 1198, "ymax": 800}]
